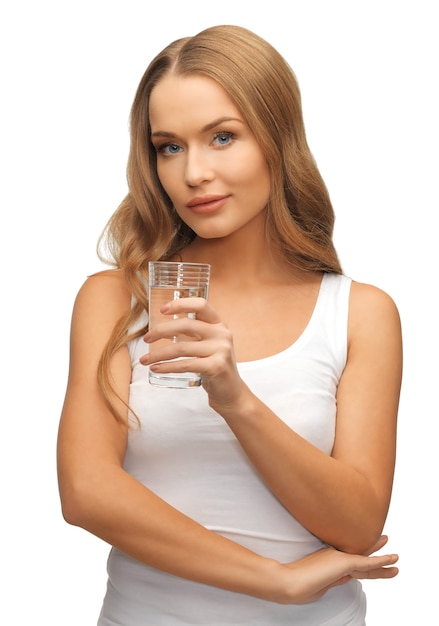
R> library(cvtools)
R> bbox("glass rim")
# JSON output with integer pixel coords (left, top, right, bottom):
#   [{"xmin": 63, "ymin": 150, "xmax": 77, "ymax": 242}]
[{"xmin": 148, "ymin": 261, "xmax": 210, "ymax": 269}]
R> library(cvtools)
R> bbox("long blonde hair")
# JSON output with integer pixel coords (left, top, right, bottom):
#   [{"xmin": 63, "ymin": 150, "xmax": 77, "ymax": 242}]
[{"xmin": 97, "ymin": 25, "xmax": 342, "ymax": 422}]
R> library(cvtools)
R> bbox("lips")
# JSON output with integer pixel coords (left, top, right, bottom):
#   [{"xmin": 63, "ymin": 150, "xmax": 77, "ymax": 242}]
[{"xmin": 186, "ymin": 195, "xmax": 229, "ymax": 214}]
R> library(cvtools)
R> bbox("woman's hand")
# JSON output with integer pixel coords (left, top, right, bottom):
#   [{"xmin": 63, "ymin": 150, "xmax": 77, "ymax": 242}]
[
  {"xmin": 140, "ymin": 297, "xmax": 247, "ymax": 408},
  {"xmin": 280, "ymin": 535, "xmax": 398, "ymax": 604}
]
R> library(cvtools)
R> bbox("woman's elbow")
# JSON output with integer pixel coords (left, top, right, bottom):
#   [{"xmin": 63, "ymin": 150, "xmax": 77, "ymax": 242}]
[
  {"xmin": 58, "ymin": 476, "xmax": 95, "ymax": 528},
  {"xmin": 335, "ymin": 519, "xmax": 386, "ymax": 555}
]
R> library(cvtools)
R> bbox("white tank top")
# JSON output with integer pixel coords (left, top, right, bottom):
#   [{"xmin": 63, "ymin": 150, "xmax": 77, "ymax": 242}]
[{"xmin": 98, "ymin": 272, "xmax": 367, "ymax": 625}]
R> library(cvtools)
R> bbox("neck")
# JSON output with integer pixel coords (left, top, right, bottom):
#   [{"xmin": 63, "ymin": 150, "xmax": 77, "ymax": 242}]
[{"xmin": 180, "ymin": 229, "xmax": 299, "ymax": 287}]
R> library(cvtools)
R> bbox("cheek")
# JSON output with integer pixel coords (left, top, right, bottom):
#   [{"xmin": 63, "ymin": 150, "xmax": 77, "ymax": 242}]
[
  {"xmin": 238, "ymin": 148, "xmax": 269, "ymax": 181},
  {"xmin": 157, "ymin": 164, "xmax": 179, "ymax": 199},
  {"xmin": 244, "ymin": 156, "xmax": 271, "ymax": 196}
]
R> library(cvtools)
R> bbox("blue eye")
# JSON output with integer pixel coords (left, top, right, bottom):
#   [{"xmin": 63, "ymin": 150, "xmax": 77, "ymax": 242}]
[
  {"xmin": 213, "ymin": 132, "xmax": 233, "ymax": 146},
  {"xmin": 158, "ymin": 143, "xmax": 182, "ymax": 156}
]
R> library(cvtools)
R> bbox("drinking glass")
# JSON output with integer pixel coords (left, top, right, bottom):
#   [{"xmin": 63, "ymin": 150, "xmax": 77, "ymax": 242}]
[{"xmin": 148, "ymin": 261, "xmax": 211, "ymax": 388}]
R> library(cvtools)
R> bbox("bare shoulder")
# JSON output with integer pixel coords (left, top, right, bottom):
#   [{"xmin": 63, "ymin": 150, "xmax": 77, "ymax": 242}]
[
  {"xmin": 348, "ymin": 280, "xmax": 402, "ymax": 349},
  {"xmin": 77, "ymin": 268, "xmax": 130, "ymax": 300},
  {"xmin": 73, "ymin": 269, "xmax": 131, "ymax": 321},
  {"xmin": 349, "ymin": 280, "xmax": 401, "ymax": 324}
]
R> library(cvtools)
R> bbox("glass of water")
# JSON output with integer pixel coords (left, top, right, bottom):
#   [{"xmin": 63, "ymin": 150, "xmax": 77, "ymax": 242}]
[{"xmin": 147, "ymin": 261, "xmax": 211, "ymax": 388}]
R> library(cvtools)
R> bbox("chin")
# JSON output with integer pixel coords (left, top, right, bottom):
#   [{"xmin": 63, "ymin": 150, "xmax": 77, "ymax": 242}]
[{"xmin": 188, "ymin": 224, "xmax": 233, "ymax": 240}]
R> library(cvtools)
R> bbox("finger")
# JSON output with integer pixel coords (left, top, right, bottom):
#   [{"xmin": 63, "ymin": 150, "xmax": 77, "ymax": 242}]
[
  {"xmin": 352, "ymin": 565, "xmax": 399, "ymax": 580},
  {"xmin": 363, "ymin": 535, "xmax": 389, "ymax": 556},
  {"xmin": 142, "ymin": 334, "xmax": 220, "ymax": 364},
  {"xmin": 145, "ymin": 348, "xmax": 208, "ymax": 370},
  {"xmin": 148, "ymin": 359, "xmax": 204, "ymax": 378},
  {"xmin": 350, "ymin": 553, "xmax": 399, "ymax": 574},
  {"xmin": 145, "ymin": 319, "xmax": 210, "ymax": 343},
  {"xmin": 160, "ymin": 297, "xmax": 221, "ymax": 323}
]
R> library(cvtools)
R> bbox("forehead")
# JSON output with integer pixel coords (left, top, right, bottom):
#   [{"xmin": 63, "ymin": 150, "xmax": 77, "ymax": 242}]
[{"xmin": 149, "ymin": 74, "xmax": 242, "ymax": 130}]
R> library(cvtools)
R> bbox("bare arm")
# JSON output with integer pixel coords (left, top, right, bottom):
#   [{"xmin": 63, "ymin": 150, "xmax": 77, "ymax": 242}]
[
  {"xmin": 57, "ymin": 272, "xmax": 398, "ymax": 602},
  {"xmin": 57, "ymin": 272, "xmax": 277, "ymax": 598},
  {"xmin": 143, "ymin": 282, "xmax": 402, "ymax": 553}
]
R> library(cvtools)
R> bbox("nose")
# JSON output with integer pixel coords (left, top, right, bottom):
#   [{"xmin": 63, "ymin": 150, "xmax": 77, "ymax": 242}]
[{"xmin": 184, "ymin": 148, "xmax": 214, "ymax": 187}]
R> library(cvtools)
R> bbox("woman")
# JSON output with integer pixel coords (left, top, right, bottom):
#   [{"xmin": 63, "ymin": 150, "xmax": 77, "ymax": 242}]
[{"xmin": 57, "ymin": 25, "xmax": 402, "ymax": 625}]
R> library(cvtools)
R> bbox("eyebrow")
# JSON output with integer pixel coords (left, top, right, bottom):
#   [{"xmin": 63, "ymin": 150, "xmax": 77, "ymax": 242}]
[{"xmin": 150, "ymin": 116, "xmax": 244, "ymax": 139}]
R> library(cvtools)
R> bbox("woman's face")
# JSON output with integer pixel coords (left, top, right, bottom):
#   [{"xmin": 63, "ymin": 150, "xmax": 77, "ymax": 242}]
[{"xmin": 149, "ymin": 74, "xmax": 271, "ymax": 241}]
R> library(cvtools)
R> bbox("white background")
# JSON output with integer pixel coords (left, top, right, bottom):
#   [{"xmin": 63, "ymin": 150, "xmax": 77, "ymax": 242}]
[{"xmin": 1, "ymin": 1, "xmax": 437, "ymax": 623}]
